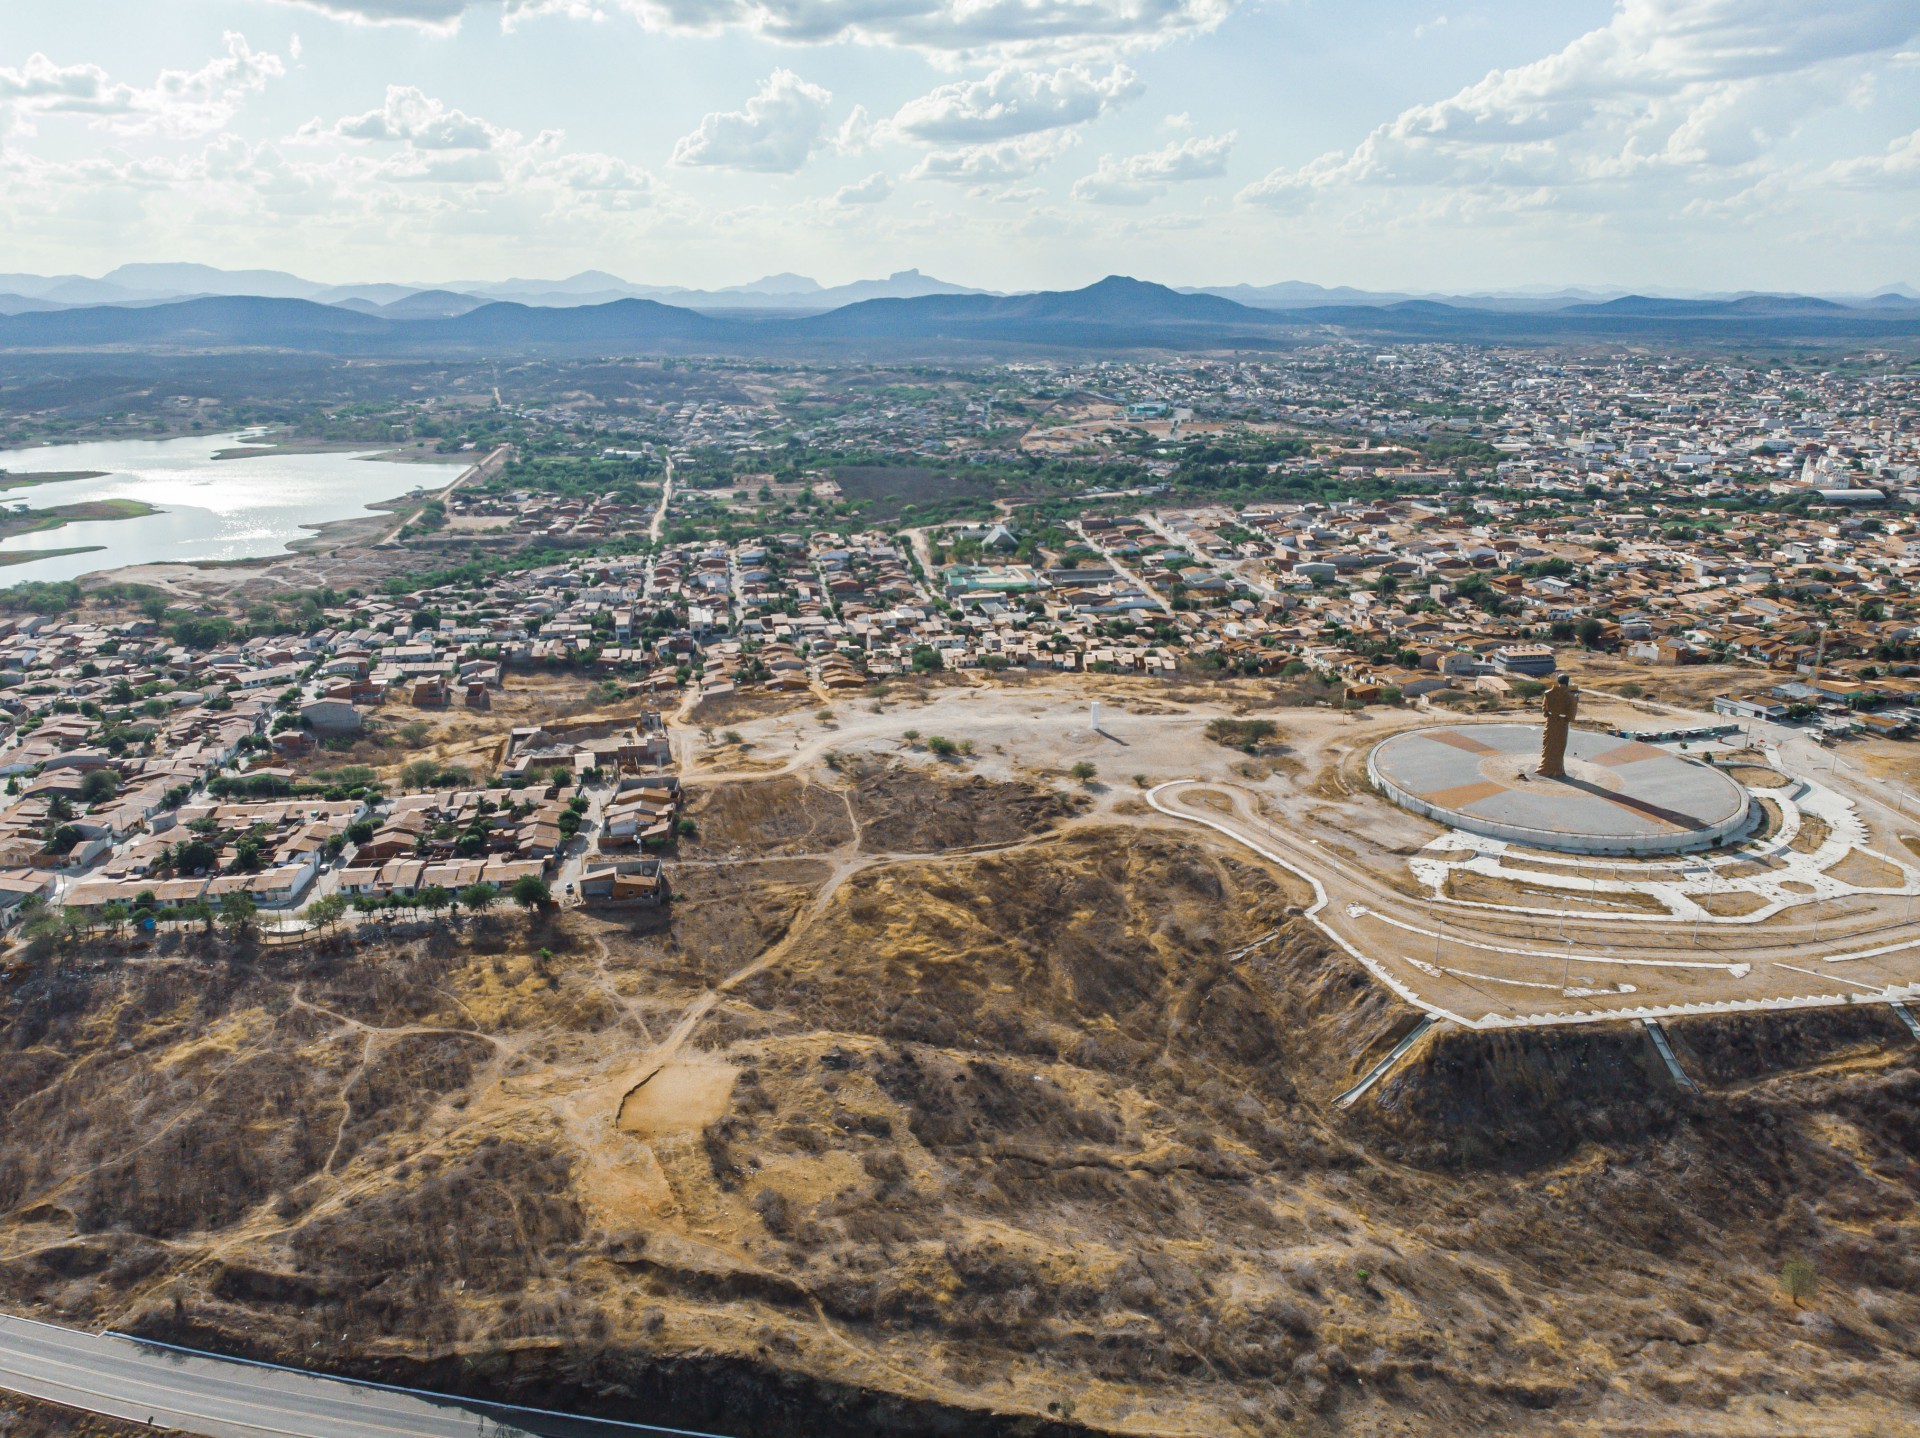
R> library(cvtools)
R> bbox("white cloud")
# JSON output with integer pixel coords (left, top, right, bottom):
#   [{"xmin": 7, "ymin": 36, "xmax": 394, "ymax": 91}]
[
  {"xmin": 1823, "ymin": 128, "xmax": 1920, "ymax": 188},
  {"xmin": 0, "ymin": 56, "xmax": 136, "ymax": 121},
  {"xmin": 1240, "ymin": 0, "xmax": 1920, "ymax": 204},
  {"xmin": 0, "ymin": 109, "xmax": 666, "ymax": 269},
  {"xmin": 263, "ymin": 0, "xmax": 469, "ymax": 30},
  {"xmin": 889, "ymin": 63, "xmax": 1140, "ymax": 143},
  {"xmin": 260, "ymin": 0, "xmax": 1245, "ymax": 58},
  {"xmin": 909, "ymin": 130, "xmax": 1079, "ymax": 183},
  {"xmin": 279, "ymin": 84, "xmax": 652, "ymax": 204},
  {"xmin": 834, "ymin": 105, "xmax": 875, "ymax": 153},
  {"xmin": 671, "ymin": 69, "xmax": 834, "ymax": 173},
  {"xmin": 1072, "ymin": 129, "xmax": 1232, "ymax": 202},
  {"xmin": 0, "ymin": 33, "xmax": 284, "ymax": 139},
  {"xmin": 313, "ymin": 85, "xmax": 509, "ymax": 149},
  {"xmin": 835, "ymin": 171, "xmax": 894, "ymax": 205}
]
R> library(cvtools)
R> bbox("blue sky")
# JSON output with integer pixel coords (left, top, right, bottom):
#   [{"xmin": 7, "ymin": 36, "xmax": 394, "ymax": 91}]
[{"xmin": 1, "ymin": 0, "xmax": 1917, "ymax": 292}]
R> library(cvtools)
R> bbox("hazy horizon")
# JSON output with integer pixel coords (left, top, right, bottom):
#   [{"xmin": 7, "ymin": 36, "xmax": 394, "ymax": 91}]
[
  {"xmin": 2, "ymin": 1, "xmax": 1918, "ymax": 294},
  {"xmin": 5, "ymin": 262, "xmax": 1917, "ymax": 304}
]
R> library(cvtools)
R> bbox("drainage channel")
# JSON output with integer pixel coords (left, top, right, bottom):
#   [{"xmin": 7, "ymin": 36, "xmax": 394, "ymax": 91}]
[
  {"xmin": 1336, "ymin": 1015, "xmax": 1437, "ymax": 1109},
  {"xmin": 1891, "ymin": 1000, "xmax": 1920, "ymax": 1043},
  {"xmin": 1640, "ymin": 1016, "xmax": 1700, "ymax": 1093}
]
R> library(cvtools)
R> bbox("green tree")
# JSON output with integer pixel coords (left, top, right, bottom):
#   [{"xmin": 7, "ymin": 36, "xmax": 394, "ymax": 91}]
[
  {"xmin": 1781, "ymin": 1256, "xmax": 1818, "ymax": 1308},
  {"xmin": 61, "ymin": 907, "xmax": 95, "ymax": 947},
  {"xmin": 18, "ymin": 899, "xmax": 63, "ymax": 960},
  {"xmin": 218, "ymin": 890, "xmax": 259, "ymax": 941},
  {"xmin": 305, "ymin": 892, "xmax": 348, "ymax": 934},
  {"xmin": 458, "ymin": 883, "xmax": 500, "ymax": 923},
  {"xmin": 1070, "ymin": 761, "xmax": 1097, "ymax": 783},
  {"xmin": 510, "ymin": 873, "xmax": 552, "ymax": 914}
]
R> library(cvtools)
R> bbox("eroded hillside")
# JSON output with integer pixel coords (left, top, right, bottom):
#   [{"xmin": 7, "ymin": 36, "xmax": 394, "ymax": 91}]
[{"xmin": 2, "ymin": 764, "xmax": 1918, "ymax": 1437}]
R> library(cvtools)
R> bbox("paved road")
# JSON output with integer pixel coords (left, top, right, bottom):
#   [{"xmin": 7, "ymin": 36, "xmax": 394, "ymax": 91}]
[
  {"xmin": 380, "ymin": 444, "xmax": 512, "ymax": 545},
  {"xmin": 1067, "ymin": 520, "xmax": 1173, "ymax": 615},
  {"xmin": 0, "ymin": 1313, "xmax": 722, "ymax": 1438}
]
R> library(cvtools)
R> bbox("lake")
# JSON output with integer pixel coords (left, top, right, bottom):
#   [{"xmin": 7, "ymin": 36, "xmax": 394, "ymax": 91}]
[{"xmin": 0, "ymin": 432, "xmax": 460, "ymax": 586}]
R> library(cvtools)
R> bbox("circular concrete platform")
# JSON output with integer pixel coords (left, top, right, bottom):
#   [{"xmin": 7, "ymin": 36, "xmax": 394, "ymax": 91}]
[{"xmin": 1367, "ymin": 723, "xmax": 1753, "ymax": 855}]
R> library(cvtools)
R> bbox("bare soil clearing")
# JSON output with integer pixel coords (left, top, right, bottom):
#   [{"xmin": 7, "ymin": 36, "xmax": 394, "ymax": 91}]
[{"xmin": 6, "ymin": 684, "xmax": 1920, "ymax": 1437}]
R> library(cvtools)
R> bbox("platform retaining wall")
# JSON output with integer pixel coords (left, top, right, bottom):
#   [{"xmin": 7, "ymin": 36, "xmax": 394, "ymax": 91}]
[{"xmin": 1366, "ymin": 746, "xmax": 1758, "ymax": 856}]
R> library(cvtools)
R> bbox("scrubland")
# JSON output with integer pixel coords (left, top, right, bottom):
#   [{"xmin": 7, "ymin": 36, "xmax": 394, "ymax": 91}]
[{"xmin": 1, "ymin": 764, "xmax": 1917, "ymax": 1437}]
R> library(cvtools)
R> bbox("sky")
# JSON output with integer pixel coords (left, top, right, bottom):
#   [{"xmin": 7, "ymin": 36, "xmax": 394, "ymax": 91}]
[{"xmin": 1, "ymin": 0, "xmax": 1918, "ymax": 294}]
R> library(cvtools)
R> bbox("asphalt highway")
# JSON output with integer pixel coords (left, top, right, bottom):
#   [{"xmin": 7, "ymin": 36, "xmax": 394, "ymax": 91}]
[{"xmin": 0, "ymin": 1313, "xmax": 725, "ymax": 1438}]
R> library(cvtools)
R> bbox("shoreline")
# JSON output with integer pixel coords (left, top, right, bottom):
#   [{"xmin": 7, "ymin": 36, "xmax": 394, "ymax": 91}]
[
  {"xmin": 3, "ymin": 435, "xmax": 495, "ymax": 592},
  {"xmin": 0, "ymin": 469, "xmax": 110, "ymax": 490},
  {"xmin": 212, "ymin": 436, "xmax": 476, "ymax": 467},
  {"xmin": 0, "ymin": 497, "xmax": 158, "ymax": 542},
  {"xmin": 0, "ymin": 544, "xmax": 104, "ymax": 568}
]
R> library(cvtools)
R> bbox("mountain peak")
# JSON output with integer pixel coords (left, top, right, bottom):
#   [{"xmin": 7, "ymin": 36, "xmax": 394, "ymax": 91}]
[{"xmin": 722, "ymin": 273, "xmax": 822, "ymax": 295}]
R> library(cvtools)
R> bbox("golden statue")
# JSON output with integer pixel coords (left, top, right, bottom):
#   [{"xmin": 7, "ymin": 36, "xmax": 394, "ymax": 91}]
[{"xmin": 1540, "ymin": 673, "xmax": 1578, "ymax": 778}]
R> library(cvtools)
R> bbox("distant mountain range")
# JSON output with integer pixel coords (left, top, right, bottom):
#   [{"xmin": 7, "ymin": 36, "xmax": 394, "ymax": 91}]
[
  {"xmin": 0, "ymin": 264, "xmax": 986, "ymax": 316},
  {"xmin": 1, "ymin": 273, "xmax": 1918, "ymax": 355},
  {"xmin": 1, "ymin": 262, "xmax": 1916, "ymax": 319}
]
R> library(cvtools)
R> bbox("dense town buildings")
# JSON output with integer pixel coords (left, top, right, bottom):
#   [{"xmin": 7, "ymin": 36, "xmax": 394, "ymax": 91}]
[{"xmin": 0, "ymin": 344, "xmax": 1915, "ymax": 932}]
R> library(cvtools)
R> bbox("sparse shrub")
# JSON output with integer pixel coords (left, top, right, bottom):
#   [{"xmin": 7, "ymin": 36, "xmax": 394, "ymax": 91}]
[
  {"xmin": 1205, "ymin": 717, "xmax": 1279, "ymax": 750},
  {"xmin": 1782, "ymin": 1256, "xmax": 1818, "ymax": 1307},
  {"xmin": 753, "ymin": 1187, "xmax": 796, "ymax": 1238},
  {"xmin": 861, "ymin": 1149, "xmax": 910, "ymax": 1193}
]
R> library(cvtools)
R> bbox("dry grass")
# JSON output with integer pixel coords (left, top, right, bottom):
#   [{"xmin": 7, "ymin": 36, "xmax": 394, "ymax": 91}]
[
  {"xmin": 1726, "ymin": 764, "xmax": 1793, "ymax": 790},
  {"xmin": 1444, "ymin": 869, "xmax": 1669, "ymax": 913},
  {"xmin": 1791, "ymin": 814, "xmax": 1834, "ymax": 855},
  {"xmin": 5, "ymin": 783, "xmax": 1920, "ymax": 1438},
  {"xmin": 1694, "ymin": 891, "xmax": 1773, "ymax": 917},
  {"xmin": 1827, "ymin": 848, "xmax": 1908, "ymax": 890}
]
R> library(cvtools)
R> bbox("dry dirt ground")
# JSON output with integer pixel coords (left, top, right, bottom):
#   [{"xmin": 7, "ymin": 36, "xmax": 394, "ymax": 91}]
[
  {"xmin": 6, "ymin": 677, "xmax": 1920, "ymax": 1437},
  {"xmin": 3, "ymin": 741, "xmax": 1920, "ymax": 1438},
  {"xmin": 0, "ymin": 1391, "xmax": 154, "ymax": 1437}
]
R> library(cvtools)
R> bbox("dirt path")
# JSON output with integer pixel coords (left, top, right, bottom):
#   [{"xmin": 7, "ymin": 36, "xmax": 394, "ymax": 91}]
[{"xmin": 647, "ymin": 453, "xmax": 675, "ymax": 543}]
